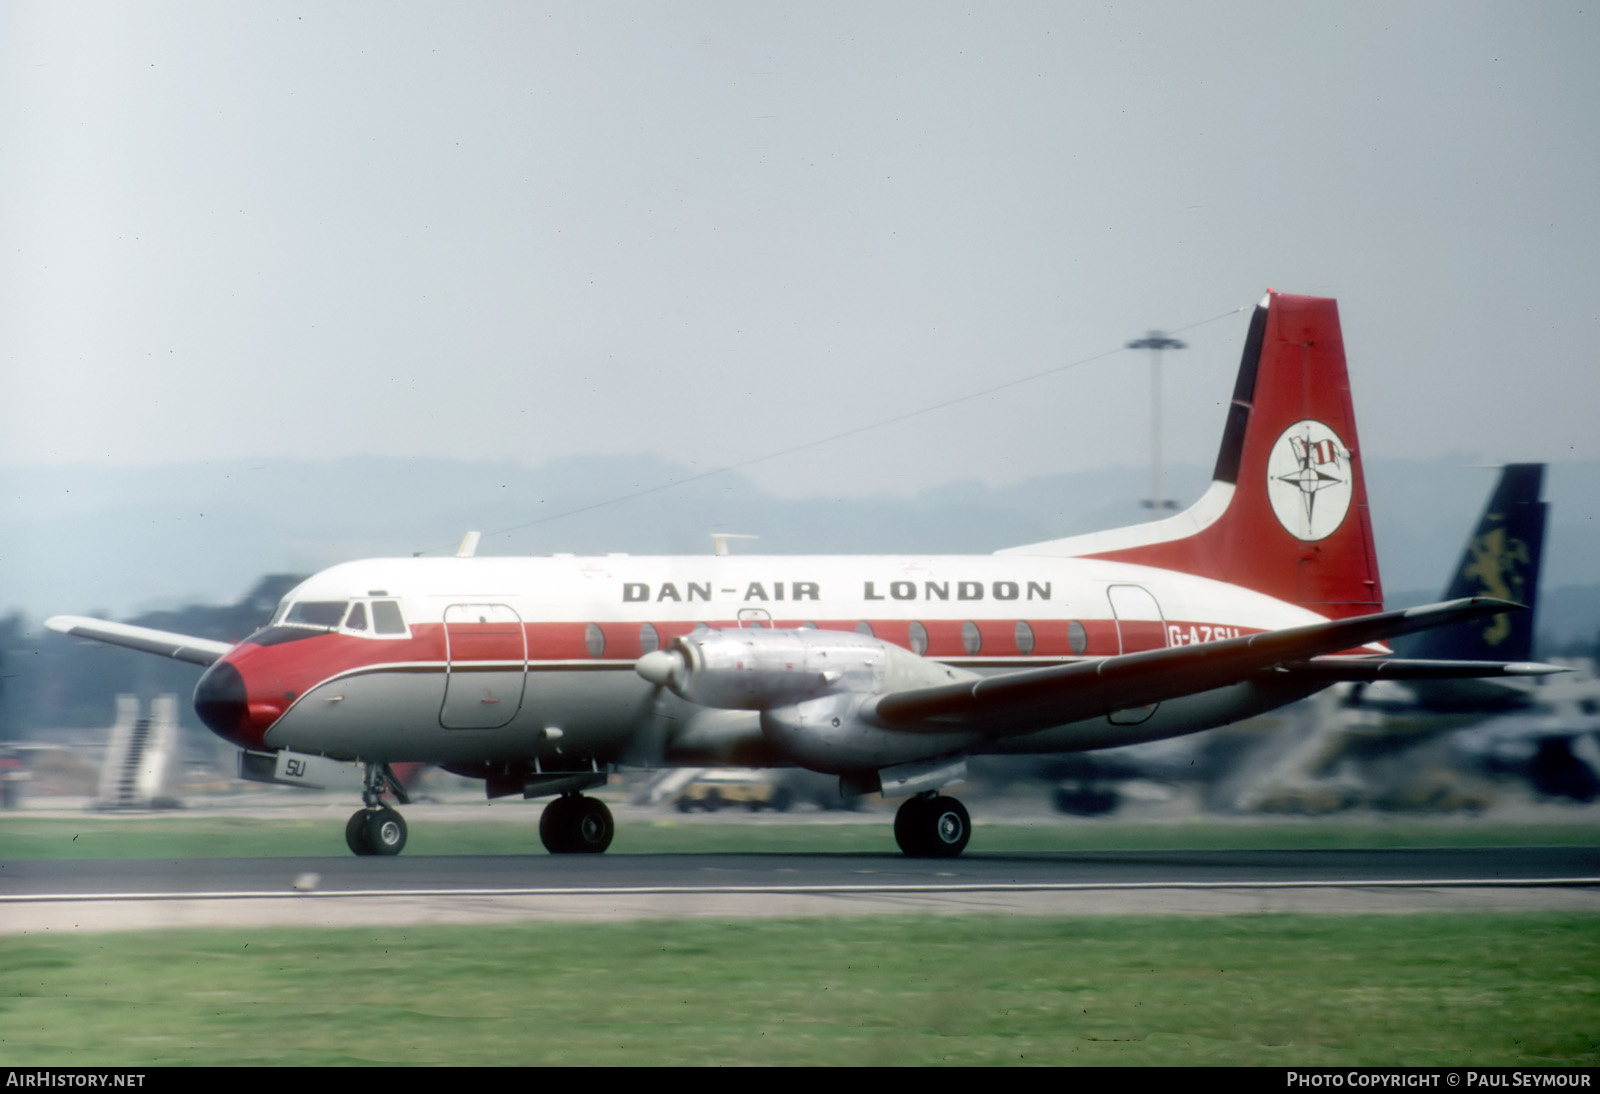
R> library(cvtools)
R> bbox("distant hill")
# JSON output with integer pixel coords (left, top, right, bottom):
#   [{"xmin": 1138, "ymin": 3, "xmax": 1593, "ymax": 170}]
[{"xmin": 4, "ymin": 454, "xmax": 1597, "ymax": 646}]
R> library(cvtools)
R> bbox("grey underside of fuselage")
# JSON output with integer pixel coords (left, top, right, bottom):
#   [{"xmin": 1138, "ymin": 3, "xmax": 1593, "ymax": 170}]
[{"xmin": 260, "ymin": 663, "xmax": 1328, "ymax": 772}]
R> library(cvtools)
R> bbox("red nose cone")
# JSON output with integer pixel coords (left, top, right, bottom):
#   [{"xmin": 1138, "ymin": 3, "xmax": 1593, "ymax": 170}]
[
  {"xmin": 194, "ymin": 660, "xmax": 282, "ymax": 750},
  {"xmin": 194, "ymin": 660, "xmax": 251, "ymax": 746}
]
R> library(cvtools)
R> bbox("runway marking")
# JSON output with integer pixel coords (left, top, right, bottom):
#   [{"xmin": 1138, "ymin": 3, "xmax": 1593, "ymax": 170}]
[{"xmin": 6, "ymin": 877, "xmax": 1599, "ymax": 903}]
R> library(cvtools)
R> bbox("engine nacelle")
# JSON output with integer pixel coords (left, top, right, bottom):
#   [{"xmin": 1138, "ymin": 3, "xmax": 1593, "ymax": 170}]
[
  {"xmin": 636, "ymin": 628, "xmax": 982, "ymax": 773},
  {"xmin": 758, "ymin": 692, "xmax": 985, "ymax": 774}
]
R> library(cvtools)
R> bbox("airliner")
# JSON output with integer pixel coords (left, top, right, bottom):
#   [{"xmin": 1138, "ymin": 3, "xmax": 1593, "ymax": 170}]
[
  {"xmin": 1346, "ymin": 462, "xmax": 1599, "ymax": 800},
  {"xmin": 1366, "ymin": 462, "xmax": 1547, "ymax": 713},
  {"xmin": 47, "ymin": 291, "xmax": 1558, "ymax": 858}
]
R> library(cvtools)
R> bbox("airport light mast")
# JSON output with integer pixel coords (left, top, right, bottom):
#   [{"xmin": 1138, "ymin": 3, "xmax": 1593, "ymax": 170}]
[{"xmin": 1126, "ymin": 329, "xmax": 1186, "ymax": 512}]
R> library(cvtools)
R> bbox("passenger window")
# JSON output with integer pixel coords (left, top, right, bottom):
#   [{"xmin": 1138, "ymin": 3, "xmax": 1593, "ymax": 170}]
[
  {"xmin": 909, "ymin": 621, "xmax": 928, "ymax": 655},
  {"xmin": 585, "ymin": 623, "xmax": 606, "ymax": 659},
  {"xmin": 855, "ymin": 621, "xmax": 875, "ymax": 638},
  {"xmin": 961, "ymin": 621, "xmax": 982, "ymax": 655},
  {"xmin": 1068, "ymin": 620, "xmax": 1088, "ymax": 655},
  {"xmin": 371, "ymin": 600, "xmax": 407, "ymax": 635},
  {"xmin": 344, "ymin": 603, "xmax": 369, "ymax": 631},
  {"xmin": 640, "ymin": 622, "xmax": 660, "ymax": 653},
  {"xmin": 1014, "ymin": 620, "xmax": 1036, "ymax": 655}
]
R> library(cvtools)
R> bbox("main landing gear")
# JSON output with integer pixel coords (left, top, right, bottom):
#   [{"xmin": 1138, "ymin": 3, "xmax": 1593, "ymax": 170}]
[
  {"xmin": 893, "ymin": 792, "xmax": 971, "ymax": 858},
  {"xmin": 346, "ymin": 762, "xmax": 410, "ymax": 857},
  {"xmin": 539, "ymin": 793, "xmax": 615, "ymax": 854}
]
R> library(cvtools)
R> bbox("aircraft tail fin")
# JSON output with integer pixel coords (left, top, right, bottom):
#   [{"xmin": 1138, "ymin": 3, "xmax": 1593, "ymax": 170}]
[
  {"xmin": 999, "ymin": 291, "xmax": 1383, "ymax": 619},
  {"xmin": 1400, "ymin": 463, "xmax": 1547, "ymax": 661}
]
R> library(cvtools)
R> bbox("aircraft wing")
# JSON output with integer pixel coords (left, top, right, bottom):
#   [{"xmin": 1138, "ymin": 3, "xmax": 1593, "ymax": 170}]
[
  {"xmin": 869, "ymin": 598, "xmax": 1548, "ymax": 737},
  {"xmin": 44, "ymin": 615, "xmax": 235, "ymax": 667}
]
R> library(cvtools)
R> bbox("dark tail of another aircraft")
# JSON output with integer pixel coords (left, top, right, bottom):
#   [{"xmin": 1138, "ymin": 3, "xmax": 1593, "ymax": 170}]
[{"xmin": 1402, "ymin": 463, "xmax": 1547, "ymax": 662}]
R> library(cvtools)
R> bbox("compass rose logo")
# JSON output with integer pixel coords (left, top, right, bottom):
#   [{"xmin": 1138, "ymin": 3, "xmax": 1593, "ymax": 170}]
[{"xmin": 1265, "ymin": 419, "xmax": 1353, "ymax": 541}]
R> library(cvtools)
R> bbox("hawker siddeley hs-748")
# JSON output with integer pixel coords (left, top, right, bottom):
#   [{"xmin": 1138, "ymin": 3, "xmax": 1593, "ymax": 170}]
[{"xmin": 47, "ymin": 292, "xmax": 1562, "ymax": 857}]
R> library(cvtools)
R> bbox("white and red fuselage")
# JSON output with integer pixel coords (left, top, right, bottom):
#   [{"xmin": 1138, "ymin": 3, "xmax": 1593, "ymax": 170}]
[{"xmin": 196, "ymin": 544, "xmax": 1335, "ymax": 773}]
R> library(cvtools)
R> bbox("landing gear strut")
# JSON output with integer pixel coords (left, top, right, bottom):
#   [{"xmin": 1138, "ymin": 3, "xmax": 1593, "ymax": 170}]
[
  {"xmin": 345, "ymin": 762, "xmax": 410, "ymax": 856},
  {"xmin": 539, "ymin": 793, "xmax": 615, "ymax": 854},
  {"xmin": 893, "ymin": 792, "xmax": 971, "ymax": 858}
]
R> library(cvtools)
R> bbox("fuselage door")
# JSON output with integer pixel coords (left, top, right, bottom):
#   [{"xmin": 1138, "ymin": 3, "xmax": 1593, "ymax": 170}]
[
  {"xmin": 1106, "ymin": 584, "xmax": 1168, "ymax": 726},
  {"xmin": 440, "ymin": 603, "xmax": 527, "ymax": 729}
]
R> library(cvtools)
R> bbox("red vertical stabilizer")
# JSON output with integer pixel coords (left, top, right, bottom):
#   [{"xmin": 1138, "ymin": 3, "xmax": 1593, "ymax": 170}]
[{"xmin": 1004, "ymin": 292, "xmax": 1384, "ymax": 619}]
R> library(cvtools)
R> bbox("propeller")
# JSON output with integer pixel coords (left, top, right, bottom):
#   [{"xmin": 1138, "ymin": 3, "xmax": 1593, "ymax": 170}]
[
  {"xmin": 624, "ymin": 648, "xmax": 690, "ymax": 770},
  {"xmin": 636, "ymin": 648, "xmax": 687, "ymax": 693}
]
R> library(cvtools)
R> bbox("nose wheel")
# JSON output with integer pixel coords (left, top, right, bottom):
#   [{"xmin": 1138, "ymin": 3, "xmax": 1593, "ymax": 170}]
[
  {"xmin": 540, "ymin": 794, "xmax": 615, "ymax": 854},
  {"xmin": 894, "ymin": 793, "xmax": 971, "ymax": 858},
  {"xmin": 344, "ymin": 761, "xmax": 410, "ymax": 856},
  {"xmin": 345, "ymin": 805, "xmax": 408, "ymax": 856}
]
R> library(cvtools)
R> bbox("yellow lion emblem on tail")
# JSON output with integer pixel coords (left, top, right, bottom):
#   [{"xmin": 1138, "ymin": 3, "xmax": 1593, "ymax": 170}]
[{"xmin": 1462, "ymin": 523, "xmax": 1530, "ymax": 647}]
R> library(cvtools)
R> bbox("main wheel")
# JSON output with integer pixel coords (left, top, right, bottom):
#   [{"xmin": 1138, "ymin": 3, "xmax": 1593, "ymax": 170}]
[
  {"xmin": 924, "ymin": 796, "xmax": 970, "ymax": 857},
  {"xmin": 894, "ymin": 794, "xmax": 971, "ymax": 858},
  {"xmin": 363, "ymin": 806, "xmax": 408, "ymax": 856},
  {"xmin": 566, "ymin": 795, "xmax": 614, "ymax": 853},
  {"xmin": 893, "ymin": 795, "xmax": 931, "ymax": 856},
  {"xmin": 539, "ymin": 796, "xmax": 576, "ymax": 853},
  {"xmin": 345, "ymin": 809, "xmax": 375, "ymax": 856},
  {"xmin": 540, "ymin": 795, "xmax": 615, "ymax": 854}
]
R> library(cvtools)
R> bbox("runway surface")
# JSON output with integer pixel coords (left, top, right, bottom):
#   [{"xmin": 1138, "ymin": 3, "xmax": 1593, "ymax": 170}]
[
  {"xmin": 4, "ymin": 846, "xmax": 1597, "ymax": 933},
  {"xmin": 5, "ymin": 845, "xmax": 1600, "ymax": 895}
]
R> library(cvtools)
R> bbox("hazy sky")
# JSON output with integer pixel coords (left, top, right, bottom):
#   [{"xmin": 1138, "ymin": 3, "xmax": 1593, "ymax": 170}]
[{"xmin": 5, "ymin": 2, "xmax": 1598, "ymax": 499}]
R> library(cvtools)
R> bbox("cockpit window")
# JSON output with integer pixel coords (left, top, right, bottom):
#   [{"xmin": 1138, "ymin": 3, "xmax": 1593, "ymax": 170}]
[
  {"xmin": 252, "ymin": 598, "xmax": 406, "ymax": 644},
  {"xmin": 371, "ymin": 600, "xmax": 407, "ymax": 635},
  {"xmin": 284, "ymin": 601, "xmax": 348, "ymax": 628}
]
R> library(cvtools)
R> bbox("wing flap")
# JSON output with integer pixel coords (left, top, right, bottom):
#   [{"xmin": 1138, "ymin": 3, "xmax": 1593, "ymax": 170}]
[
  {"xmin": 1276, "ymin": 657, "xmax": 1566, "ymax": 682},
  {"xmin": 45, "ymin": 615, "xmax": 234, "ymax": 667},
  {"xmin": 869, "ymin": 598, "xmax": 1527, "ymax": 735}
]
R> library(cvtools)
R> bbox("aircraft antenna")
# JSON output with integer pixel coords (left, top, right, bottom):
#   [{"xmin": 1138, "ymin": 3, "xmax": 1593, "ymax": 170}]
[{"xmin": 712, "ymin": 533, "xmax": 757, "ymax": 557}]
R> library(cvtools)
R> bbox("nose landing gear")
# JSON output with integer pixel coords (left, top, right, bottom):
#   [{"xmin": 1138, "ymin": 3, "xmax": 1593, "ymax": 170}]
[
  {"xmin": 345, "ymin": 804, "xmax": 408, "ymax": 855},
  {"xmin": 345, "ymin": 762, "xmax": 411, "ymax": 857}
]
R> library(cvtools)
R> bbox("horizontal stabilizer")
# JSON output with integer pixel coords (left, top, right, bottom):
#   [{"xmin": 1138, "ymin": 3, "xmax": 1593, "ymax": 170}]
[
  {"xmin": 868, "ymin": 598, "xmax": 1525, "ymax": 737},
  {"xmin": 44, "ymin": 615, "xmax": 235, "ymax": 667}
]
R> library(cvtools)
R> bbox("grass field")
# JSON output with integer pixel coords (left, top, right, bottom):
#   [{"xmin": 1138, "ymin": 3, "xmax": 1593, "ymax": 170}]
[
  {"xmin": 1, "ymin": 913, "xmax": 1595, "ymax": 1066},
  {"xmin": 4, "ymin": 809, "xmax": 1599, "ymax": 859}
]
